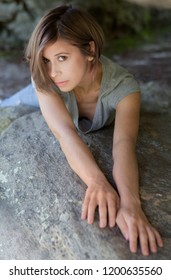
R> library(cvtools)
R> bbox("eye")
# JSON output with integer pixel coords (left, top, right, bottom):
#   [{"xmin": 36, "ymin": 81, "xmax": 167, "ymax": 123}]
[
  {"xmin": 58, "ymin": 56, "xmax": 67, "ymax": 62},
  {"xmin": 43, "ymin": 57, "xmax": 49, "ymax": 64}
]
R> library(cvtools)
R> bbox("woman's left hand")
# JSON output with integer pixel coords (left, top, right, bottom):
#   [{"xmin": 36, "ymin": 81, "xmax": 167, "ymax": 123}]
[{"xmin": 116, "ymin": 203, "xmax": 163, "ymax": 256}]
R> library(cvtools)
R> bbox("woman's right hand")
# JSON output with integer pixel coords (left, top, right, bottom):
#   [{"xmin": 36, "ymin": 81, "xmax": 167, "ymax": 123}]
[
  {"xmin": 81, "ymin": 178, "xmax": 120, "ymax": 228},
  {"xmin": 36, "ymin": 89, "xmax": 120, "ymax": 229}
]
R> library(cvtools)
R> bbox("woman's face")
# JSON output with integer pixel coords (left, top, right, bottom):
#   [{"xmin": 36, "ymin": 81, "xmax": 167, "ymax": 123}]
[{"xmin": 42, "ymin": 39, "xmax": 92, "ymax": 92}]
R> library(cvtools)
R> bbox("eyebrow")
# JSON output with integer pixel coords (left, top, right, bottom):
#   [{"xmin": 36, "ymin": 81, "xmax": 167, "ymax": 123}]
[
  {"xmin": 43, "ymin": 52, "xmax": 70, "ymax": 60},
  {"xmin": 54, "ymin": 52, "xmax": 70, "ymax": 57}
]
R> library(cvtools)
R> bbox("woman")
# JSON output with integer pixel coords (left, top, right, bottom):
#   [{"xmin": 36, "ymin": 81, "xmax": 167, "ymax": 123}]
[{"xmin": 1, "ymin": 5, "xmax": 163, "ymax": 256}]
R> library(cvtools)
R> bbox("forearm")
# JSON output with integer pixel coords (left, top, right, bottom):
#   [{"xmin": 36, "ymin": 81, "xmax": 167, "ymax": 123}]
[
  {"xmin": 112, "ymin": 139, "xmax": 141, "ymax": 205},
  {"xmin": 113, "ymin": 140, "xmax": 164, "ymax": 255},
  {"xmin": 58, "ymin": 129, "xmax": 106, "ymax": 187}
]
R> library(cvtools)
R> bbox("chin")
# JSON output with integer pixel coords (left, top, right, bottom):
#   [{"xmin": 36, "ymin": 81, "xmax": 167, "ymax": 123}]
[{"xmin": 59, "ymin": 86, "xmax": 74, "ymax": 93}]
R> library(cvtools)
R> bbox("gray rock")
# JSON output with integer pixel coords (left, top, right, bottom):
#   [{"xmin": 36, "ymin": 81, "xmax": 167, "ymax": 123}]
[
  {"xmin": 0, "ymin": 200, "xmax": 49, "ymax": 260},
  {"xmin": 0, "ymin": 0, "xmax": 63, "ymax": 49},
  {"xmin": 0, "ymin": 59, "xmax": 30, "ymax": 100},
  {"xmin": 126, "ymin": 0, "xmax": 171, "ymax": 9},
  {"xmin": 0, "ymin": 104, "xmax": 170, "ymax": 259},
  {"xmin": 0, "ymin": 105, "xmax": 37, "ymax": 134}
]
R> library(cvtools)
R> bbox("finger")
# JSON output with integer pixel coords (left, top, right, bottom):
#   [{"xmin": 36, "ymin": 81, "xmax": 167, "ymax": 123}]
[
  {"xmin": 138, "ymin": 226, "xmax": 149, "ymax": 256},
  {"xmin": 87, "ymin": 198, "xmax": 97, "ymax": 224},
  {"xmin": 99, "ymin": 199, "xmax": 107, "ymax": 228},
  {"xmin": 81, "ymin": 194, "xmax": 90, "ymax": 220},
  {"xmin": 107, "ymin": 196, "xmax": 117, "ymax": 227},
  {"xmin": 147, "ymin": 227, "xmax": 163, "ymax": 253},
  {"xmin": 128, "ymin": 224, "xmax": 138, "ymax": 253},
  {"xmin": 153, "ymin": 228, "xmax": 164, "ymax": 248},
  {"xmin": 116, "ymin": 213, "xmax": 129, "ymax": 240}
]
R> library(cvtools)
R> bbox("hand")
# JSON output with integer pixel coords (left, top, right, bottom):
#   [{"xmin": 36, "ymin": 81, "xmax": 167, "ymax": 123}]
[
  {"xmin": 81, "ymin": 179, "xmax": 119, "ymax": 228},
  {"xmin": 116, "ymin": 203, "xmax": 163, "ymax": 256}
]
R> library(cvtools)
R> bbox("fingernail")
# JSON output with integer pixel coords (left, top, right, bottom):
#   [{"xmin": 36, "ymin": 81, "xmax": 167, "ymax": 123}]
[
  {"xmin": 100, "ymin": 222, "xmax": 106, "ymax": 228},
  {"xmin": 109, "ymin": 222, "xmax": 115, "ymax": 228}
]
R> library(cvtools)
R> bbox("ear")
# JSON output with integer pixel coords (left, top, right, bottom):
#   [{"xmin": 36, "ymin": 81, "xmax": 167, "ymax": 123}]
[
  {"xmin": 89, "ymin": 41, "xmax": 96, "ymax": 54},
  {"xmin": 87, "ymin": 41, "xmax": 96, "ymax": 62}
]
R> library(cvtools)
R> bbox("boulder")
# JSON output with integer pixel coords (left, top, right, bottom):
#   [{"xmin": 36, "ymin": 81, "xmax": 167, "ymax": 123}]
[
  {"xmin": 0, "ymin": 0, "xmax": 58, "ymax": 49},
  {"xmin": 0, "ymin": 100, "xmax": 170, "ymax": 259},
  {"xmin": 0, "ymin": 105, "xmax": 36, "ymax": 134},
  {"xmin": 126, "ymin": 0, "xmax": 171, "ymax": 9}
]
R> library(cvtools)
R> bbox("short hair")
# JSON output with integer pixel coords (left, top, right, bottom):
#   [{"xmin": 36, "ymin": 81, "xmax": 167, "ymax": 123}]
[{"xmin": 25, "ymin": 5, "xmax": 105, "ymax": 93}]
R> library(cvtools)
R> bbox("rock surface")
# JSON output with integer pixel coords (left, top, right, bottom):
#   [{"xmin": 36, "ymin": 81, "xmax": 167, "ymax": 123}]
[
  {"xmin": 127, "ymin": 0, "xmax": 171, "ymax": 9},
  {"xmin": 0, "ymin": 0, "xmax": 58, "ymax": 50},
  {"xmin": 1, "ymin": 0, "xmax": 171, "ymax": 52},
  {"xmin": 0, "ymin": 40, "xmax": 171, "ymax": 259},
  {"xmin": 0, "ymin": 107, "xmax": 171, "ymax": 260}
]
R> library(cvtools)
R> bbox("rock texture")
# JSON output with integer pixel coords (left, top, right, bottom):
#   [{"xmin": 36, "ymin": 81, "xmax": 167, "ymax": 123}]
[
  {"xmin": 0, "ymin": 40, "xmax": 171, "ymax": 259},
  {"xmin": 127, "ymin": 0, "xmax": 171, "ymax": 9},
  {"xmin": 0, "ymin": 58, "xmax": 30, "ymax": 100},
  {"xmin": 0, "ymin": 0, "xmax": 58, "ymax": 50},
  {"xmin": 0, "ymin": 101, "xmax": 171, "ymax": 259},
  {"xmin": 1, "ymin": 0, "xmax": 171, "ymax": 52}
]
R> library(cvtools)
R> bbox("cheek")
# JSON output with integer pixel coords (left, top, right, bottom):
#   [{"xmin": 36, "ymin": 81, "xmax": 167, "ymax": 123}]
[
  {"xmin": 65, "ymin": 63, "xmax": 82, "ymax": 78},
  {"xmin": 62, "ymin": 55, "xmax": 88, "ymax": 80},
  {"xmin": 73, "ymin": 58, "xmax": 88, "ymax": 76}
]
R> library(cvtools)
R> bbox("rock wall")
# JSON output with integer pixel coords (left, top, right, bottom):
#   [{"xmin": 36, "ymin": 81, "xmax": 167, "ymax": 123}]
[
  {"xmin": 0, "ymin": 0, "xmax": 59, "ymax": 50},
  {"xmin": 127, "ymin": 0, "xmax": 171, "ymax": 8},
  {"xmin": 1, "ymin": 0, "xmax": 171, "ymax": 51}
]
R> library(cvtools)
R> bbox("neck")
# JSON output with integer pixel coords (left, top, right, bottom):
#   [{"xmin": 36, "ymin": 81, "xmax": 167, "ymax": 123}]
[{"xmin": 74, "ymin": 61, "xmax": 102, "ymax": 96}]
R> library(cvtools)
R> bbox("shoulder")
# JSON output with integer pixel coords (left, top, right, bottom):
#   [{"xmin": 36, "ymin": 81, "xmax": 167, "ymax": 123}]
[
  {"xmin": 100, "ymin": 55, "xmax": 140, "ymax": 93},
  {"xmin": 99, "ymin": 55, "xmax": 140, "ymax": 108},
  {"xmin": 100, "ymin": 55, "xmax": 130, "ymax": 78}
]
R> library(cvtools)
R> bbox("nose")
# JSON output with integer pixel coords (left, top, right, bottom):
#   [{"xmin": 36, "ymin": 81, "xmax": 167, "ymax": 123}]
[{"xmin": 49, "ymin": 64, "xmax": 61, "ymax": 78}]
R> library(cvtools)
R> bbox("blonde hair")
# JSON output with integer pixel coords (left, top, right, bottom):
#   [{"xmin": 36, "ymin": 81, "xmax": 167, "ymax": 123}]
[{"xmin": 25, "ymin": 5, "xmax": 105, "ymax": 93}]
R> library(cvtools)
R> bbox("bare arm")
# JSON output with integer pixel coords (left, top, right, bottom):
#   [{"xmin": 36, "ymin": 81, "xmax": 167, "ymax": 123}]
[
  {"xmin": 112, "ymin": 92, "xmax": 163, "ymax": 255},
  {"xmin": 113, "ymin": 92, "xmax": 140, "ymax": 204},
  {"xmin": 36, "ymin": 90, "xmax": 119, "ymax": 227}
]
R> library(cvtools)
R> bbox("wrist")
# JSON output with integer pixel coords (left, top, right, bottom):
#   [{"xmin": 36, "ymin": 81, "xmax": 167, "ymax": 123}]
[
  {"xmin": 119, "ymin": 190, "xmax": 141, "ymax": 206},
  {"xmin": 87, "ymin": 173, "xmax": 109, "ymax": 189}
]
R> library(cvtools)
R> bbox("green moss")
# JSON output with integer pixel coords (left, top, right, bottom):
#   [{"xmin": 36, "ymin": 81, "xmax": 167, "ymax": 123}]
[
  {"xmin": 104, "ymin": 25, "xmax": 171, "ymax": 57},
  {"xmin": 0, "ymin": 118, "xmax": 13, "ymax": 134}
]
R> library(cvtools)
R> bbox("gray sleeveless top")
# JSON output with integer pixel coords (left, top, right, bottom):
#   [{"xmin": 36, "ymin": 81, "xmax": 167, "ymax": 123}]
[{"xmin": 56, "ymin": 55, "xmax": 140, "ymax": 134}]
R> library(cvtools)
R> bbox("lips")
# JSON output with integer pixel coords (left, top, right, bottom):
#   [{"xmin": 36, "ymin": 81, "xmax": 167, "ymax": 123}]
[{"xmin": 55, "ymin": 81, "xmax": 68, "ymax": 87}]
